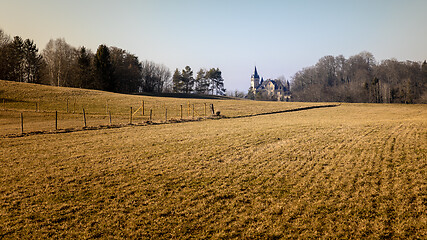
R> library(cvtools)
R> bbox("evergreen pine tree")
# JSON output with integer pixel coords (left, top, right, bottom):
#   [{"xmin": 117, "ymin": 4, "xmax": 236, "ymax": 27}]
[
  {"xmin": 195, "ymin": 68, "xmax": 210, "ymax": 94},
  {"xmin": 8, "ymin": 36, "xmax": 24, "ymax": 82},
  {"xmin": 172, "ymin": 68, "xmax": 183, "ymax": 93},
  {"xmin": 76, "ymin": 46, "xmax": 93, "ymax": 88},
  {"xmin": 22, "ymin": 39, "xmax": 42, "ymax": 83},
  {"xmin": 207, "ymin": 68, "xmax": 225, "ymax": 95},
  {"xmin": 181, "ymin": 66, "xmax": 194, "ymax": 93},
  {"xmin": 94, "ymin": 45, "xmax": 114, "ymax": 91}
]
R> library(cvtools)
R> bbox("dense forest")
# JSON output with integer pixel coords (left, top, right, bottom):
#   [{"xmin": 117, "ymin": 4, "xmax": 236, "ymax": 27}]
[
  {"xmin": 0, "ymin": 29, "xmax": 225, "ymax": 95},
  {"xmin": 291, "ymin": 52, "xmax": 427, "ymax": 103}
]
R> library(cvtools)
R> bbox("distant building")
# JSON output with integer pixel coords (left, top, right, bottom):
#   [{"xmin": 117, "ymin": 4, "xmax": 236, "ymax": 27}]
[{"xmin": 250, "ymin": 66, "xmax": 291, "ymax": 101}]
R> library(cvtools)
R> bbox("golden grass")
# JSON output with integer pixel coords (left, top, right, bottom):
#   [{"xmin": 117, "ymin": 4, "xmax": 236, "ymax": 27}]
[
  {"xmin": 0, "ymin": 80, "xmax": 426, "ymax": 238},
  {"xmin": 0, "ymin": 80, "xmax": 326, "ymax": 136}
]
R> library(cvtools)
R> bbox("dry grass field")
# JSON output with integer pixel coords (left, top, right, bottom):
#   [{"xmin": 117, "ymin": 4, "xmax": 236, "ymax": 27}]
[
  {"xmin": 0, "ymin": 80, "xmax": 325, "ymax": 136},
  {"xmin": 0, "ymin": 80, "xmax": 426, "ymax": 238}
]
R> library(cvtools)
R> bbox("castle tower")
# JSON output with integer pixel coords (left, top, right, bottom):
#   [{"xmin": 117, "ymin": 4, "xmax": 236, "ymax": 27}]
[{"xmin": 251, "ymin": 66, "xmax": 260, "ymax": 91}]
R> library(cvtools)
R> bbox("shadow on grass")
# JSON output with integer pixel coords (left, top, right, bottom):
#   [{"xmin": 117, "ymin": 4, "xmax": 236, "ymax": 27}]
[
  {"xmin": 225, "ymin": 104, "xmax": 341, "ymax": 119},
  {"xmin": 132, "ymin": 92, "xmax": 238, "ymax": 100}
]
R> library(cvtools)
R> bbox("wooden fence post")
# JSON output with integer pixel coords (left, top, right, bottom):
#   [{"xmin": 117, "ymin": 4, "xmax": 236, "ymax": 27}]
[
  {"xmin": 83, "ymin": 108, "xmax": 87, "ymax": 128},
  {"xmin": 165, "ymin": 108, "xmax": 167, "ymax": 122},
  {"xmin": 180, "ymin": 105, "xmax": 183, "ymax": 119},
  {"xmin": 192, "ymin": 104, "xmax": 195, "ymax": 118},
  {"xmin": 73, "ymin": 99, "xmax": 76, "ymax": 114},
  {"xmin": 211, "ymin": 104, "xmax": 215, "ymax": 115},
  {"xmin": 188, "ymin": 101, "xmax": 190, "ymax": 116},
  {"xmin": 130, "ymin": 107, "xmax": 133, "ymax": 124},
  {"xmin": 55, "ymin": 111, "xmax": 58, "ymax": 130},
  {"xmin": 20, "ymin": 112, "xmax": 23, "ymax": 134},
  {"xmin": 142, "ymin": 100, "xmax": 145, "ymax": 116},
  {"xmin": 109, "ymin": 111, "xmax": 112, "ymax": 125},
  {"xmin": 149, "ymin": 109, "xmax": 152, "ymax": 122}
]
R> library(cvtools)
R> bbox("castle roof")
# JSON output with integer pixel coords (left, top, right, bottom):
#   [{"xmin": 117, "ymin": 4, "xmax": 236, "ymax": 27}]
[
  {"xmin": 252, "ymin": 66, "xmax": 259, "ymax": 79},
  {"xmin": 256, "ymin": 79, "xmax": 285, "ymax": 90}
]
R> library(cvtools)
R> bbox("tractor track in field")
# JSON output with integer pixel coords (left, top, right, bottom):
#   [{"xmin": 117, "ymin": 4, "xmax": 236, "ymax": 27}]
[{"xmin": 222, "ymin": 104, "xmax": 340, "ymax": 119}]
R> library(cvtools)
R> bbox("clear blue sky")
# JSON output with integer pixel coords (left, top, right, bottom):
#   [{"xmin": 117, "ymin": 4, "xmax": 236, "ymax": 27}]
[{"xmin": 1, "ymin": 0, "xmax": 426, "ymax": 92}]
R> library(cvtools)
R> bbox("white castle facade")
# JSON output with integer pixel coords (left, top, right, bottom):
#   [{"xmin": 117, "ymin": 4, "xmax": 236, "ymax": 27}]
[{"xmin": 250, "ymin": 67, "xmax": 291, "ymax": 101}]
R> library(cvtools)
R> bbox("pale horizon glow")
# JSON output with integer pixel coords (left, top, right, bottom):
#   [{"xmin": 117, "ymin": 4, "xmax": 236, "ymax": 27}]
[{"xmin": 1, "ymin": 0, "xmax": 426, "ymax": 92}]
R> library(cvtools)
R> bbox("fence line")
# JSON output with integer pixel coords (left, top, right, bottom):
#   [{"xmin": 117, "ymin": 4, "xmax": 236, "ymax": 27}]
[{"xmin": 5, "ymin": 98, "xmax": 217, "ymax": 135}]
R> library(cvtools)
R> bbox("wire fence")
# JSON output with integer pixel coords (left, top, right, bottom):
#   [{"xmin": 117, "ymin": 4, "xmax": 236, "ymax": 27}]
[{"xmin": 1, "ymin": 98, "xmax": 219, "ymax": 136}]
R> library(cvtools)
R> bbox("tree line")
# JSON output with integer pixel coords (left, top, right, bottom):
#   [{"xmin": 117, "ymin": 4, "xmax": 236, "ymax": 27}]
[
  {"xmin": 172, "ymin": 66, "xmax": 225, "ymax": 95},
  {"xmin": 291, "ymin": 51, "xmax": 427, "ymax": 103},
  {"xmin": 0, "ymin": 29, "xmax": 225, "ymax": 95}
]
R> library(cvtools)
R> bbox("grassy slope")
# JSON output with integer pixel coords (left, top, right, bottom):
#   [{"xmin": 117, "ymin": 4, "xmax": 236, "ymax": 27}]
[
  {"xmin": 0, "ymin": 80, "xmax": 324, "ymax": 135},
  {"xmin": 0, "ymin": 80, "xmax": 426, "ymax": 238}
]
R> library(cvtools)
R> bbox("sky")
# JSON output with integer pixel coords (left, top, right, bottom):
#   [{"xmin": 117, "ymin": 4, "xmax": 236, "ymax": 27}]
[{"xmin": 1, "ymin": 0, "xmax": 426, "ymax": 92}]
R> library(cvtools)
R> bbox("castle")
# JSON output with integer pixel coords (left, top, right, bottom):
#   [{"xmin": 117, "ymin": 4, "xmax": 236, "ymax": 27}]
[{"xmin": 250, "ymin": 67, "xmax": 290, "ymax": 101}]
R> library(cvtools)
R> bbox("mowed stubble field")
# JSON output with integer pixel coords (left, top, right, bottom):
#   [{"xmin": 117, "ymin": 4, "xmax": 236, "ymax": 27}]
[{"xmin": 1, "ymin": 81, "xmax": 426, "ymax": 238}]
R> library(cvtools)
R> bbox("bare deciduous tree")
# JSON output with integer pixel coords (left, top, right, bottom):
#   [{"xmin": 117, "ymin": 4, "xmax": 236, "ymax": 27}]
[
  {"xmin": 291, "ymin": 52, "xmax": 426, "ymax": 103},
  {"xmin": 140, "ymin": 60, "xmax": 171, "ymax": 93},
  {"xmin": 42, "ymin": 38, "xmax": 76, "ymax": 87}
]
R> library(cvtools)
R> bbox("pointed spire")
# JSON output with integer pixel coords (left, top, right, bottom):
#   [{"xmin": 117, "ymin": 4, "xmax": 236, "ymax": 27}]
[{"xmin": 253, "ymin": 66, "xmax": 259, "ymax": 79}]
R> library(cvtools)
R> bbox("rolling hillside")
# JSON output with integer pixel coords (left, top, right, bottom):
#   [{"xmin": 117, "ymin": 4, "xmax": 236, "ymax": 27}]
[
  {"xmin": 0, "ymin": 80, "xmax": 325, "ymax": 136},
  {"xmin": 0, "ymin": 80, "xmax": 426, "ymax": 238}
]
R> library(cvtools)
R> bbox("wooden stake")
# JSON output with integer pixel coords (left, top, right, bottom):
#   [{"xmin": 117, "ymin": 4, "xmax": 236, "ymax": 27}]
[
  {"xmin": 130, "ymin": 107, "xmax": 133, "ymax": 124},
  {"xmin": 165, "ymin": 108, "xmax": 167, "ymax": 122},
  {"xmin": 83, "ymin": 108, "xmax": 87, "ymax": 128},
  {"xmin": 73, "ymin": 99, "xmax": 76, "ymax": 114},
  {"xmin": 55, "ymin": 111, "xmax": 58, "ymax": 130},
  {"xmin": 142, "ymin": 100, "xmax": 145, "ymax": 116},
  {"xmin": 20, "ymin": 112, "xmax": 23, "ymax": 134},
  {"xmin": 149, "ymin": 109, "xmax": 152, "ymax": 121},
  {"xmin": 192, "ymin": 104, "xmax": 195, "ymax": 118},
  {"xmin": 188, "ymin": 101, "xmax": 190, "ymax": 116},
  {"xmin": 211, "ymin": 104, "xmax": 215, "ymax": 115},
  {"xmin": 180, "ymin": 105, "xmax": 183, "ymax": 119}
]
